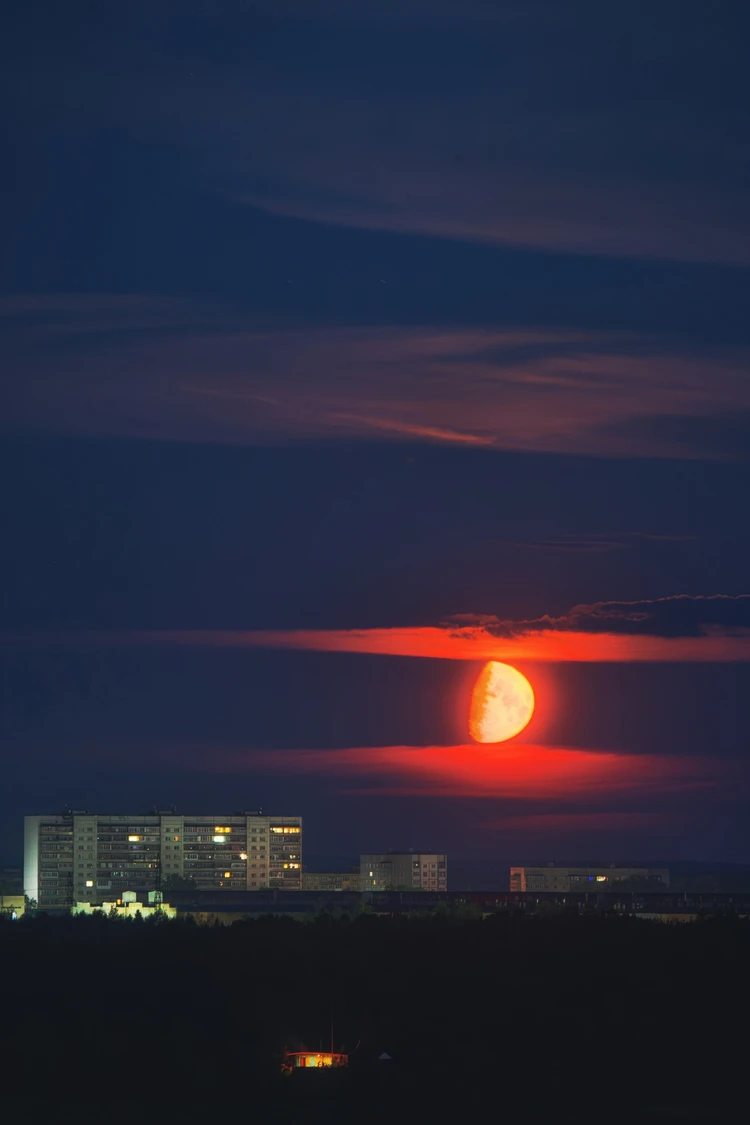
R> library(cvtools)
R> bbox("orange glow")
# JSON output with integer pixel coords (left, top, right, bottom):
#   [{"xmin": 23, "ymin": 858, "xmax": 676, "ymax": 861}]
[
  {"xmin": 234, "ymin": 744, "xmax": 725, "ymax": 800},
  {"xmin": 11, "ymin": 626, "xmax": 750, "ymax": 661},
  {"xmin": 287, "ymin": 1052, "xmax": 348, "ymax": 1069},
  {"xmin": 469, "ymin": 662, "xmax": 534, "ymax": 743}
]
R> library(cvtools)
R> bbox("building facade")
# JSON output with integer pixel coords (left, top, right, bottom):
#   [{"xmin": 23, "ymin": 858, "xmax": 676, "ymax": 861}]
[
  {"xmin": 24, "ymin": 811, "xmax": 302, "ymax": 909},
  {"xmin": 0, "ymin": 894, "xmax": 25, "ymax": 919},
  {"xmin": 72, "ymin": 890, "xmax": 177, "ymax": 919},
  {"xmin": 360, "ymin": 852, "xmax": 447, "ymax": 892},
  {"xmin": 509, "ymin": 865, "xmax": 670, "ymax": 893}
]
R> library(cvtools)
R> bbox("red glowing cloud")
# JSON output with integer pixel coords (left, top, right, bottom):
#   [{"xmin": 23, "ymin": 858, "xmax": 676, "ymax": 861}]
[
  {"xmin": 235, "ymin": 743, "xmax": 723, "ymax": 800},
  {"xmin": 189, "ymin": 626, "xmax": 750, "ymax": 662},
  {"xmin": 7, "ymin": 625, "xmax": 747, "ymax": 661}
]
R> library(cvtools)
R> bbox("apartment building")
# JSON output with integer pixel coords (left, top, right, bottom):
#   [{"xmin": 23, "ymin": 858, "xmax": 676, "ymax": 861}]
[
  {"xmin": 509, "ymin": 865, "xmax": 670, "ymax": 893},
  {"xmin": 360, "ymin": 852, "xmax": 447, "ymax": 892},
  {"xmin": 24, "ymin": 810, "xmax": 302, "ymax": 909}
]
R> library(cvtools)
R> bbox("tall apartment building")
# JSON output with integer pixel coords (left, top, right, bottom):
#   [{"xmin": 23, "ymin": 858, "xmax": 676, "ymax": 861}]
[
  {"xmin": 360, "ymin": 852, "xmax": 447, "ymax": 892},
  {"xmin": 24, "ymin": 810, "xmax": 302, "ymax": 910},
  {"xmin": 509, "ymin": 865, "xmax": 670, "ymax": 893}
]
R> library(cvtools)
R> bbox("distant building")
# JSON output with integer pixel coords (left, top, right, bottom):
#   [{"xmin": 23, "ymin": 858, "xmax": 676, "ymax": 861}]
[
  {"xmin": 361, "ymin": 852, "xmax": 447, "ymax": 892},
  {"xmin": 301, "ymin": 871, "xmax": 360, "ymax": 892},
  {"xmin": 284, "ymin": 1051, "xmax": 348, "ymax": 1072},
  {"xmin": 24, "ymin": 810, "xmax": 302, "ymax": 910},
  {"xmin": 72, "ymin": 890, "xmax": 177, "ymax": 919},
  {"xmin": 510, "ymin": 865, "xmax": 670, "ymax": 893}
]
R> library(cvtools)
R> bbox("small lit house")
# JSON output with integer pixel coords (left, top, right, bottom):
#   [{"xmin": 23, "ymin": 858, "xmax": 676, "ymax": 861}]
[{"xmin": 284, "ymin": 1051, "xmax": 348, "ymax": 1071}]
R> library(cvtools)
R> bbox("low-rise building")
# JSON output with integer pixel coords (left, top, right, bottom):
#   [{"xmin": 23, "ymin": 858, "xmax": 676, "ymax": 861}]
[
  {"xmin": 72, "ymin": 890, "xmax": 177, "ymax": 919},
  {"xmin": 301, "ymin": 871, "xmax": 360, "ymax": 892},
  {"xmin": 0, "ymin": 894, "xmax": 25, "ymax": 919},
  {"xmin": 510, "ymin": 865, "xmax": 670, "ymax": 893},
  {"xmin": 361, "ymin": 852, "xmax": 447, "ymax": 891},
  {"xmin": 284, "ymin": 1052, "xmax": 348, "ymax": 1071}
]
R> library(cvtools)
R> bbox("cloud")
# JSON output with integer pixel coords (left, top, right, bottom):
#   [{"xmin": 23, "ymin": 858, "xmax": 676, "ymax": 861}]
[
  {"xmin": 218, "ymin": 743, "xmax": 726, "ymax": 801},
  {"xmin": 10, "ymin": 735, "xmax": 732, "ymax": 809},
  {"xmin": 6, "ymin": 2, "xmax": 749, "ymax": 264},
  {"xmin": 5, "ymin": 596, "xmax": 750, "ymax": 661},
  {"xmin": 4, "ymin": 308, "xmax": 750, "ymax": 459},
  {"xmin": 328, "ymin": 413, "xmax": 493, "ymax": 446},
  {"xmin": 181, "ymin": 8, "xmax": 750, "ymax": 265},
  {"xmin": 511, "ymin": 532, "xmax": 696, "ymax": 554},
  {"xmin": 451, "ymin": 593, "xmax": 750, "ymax": 638}
]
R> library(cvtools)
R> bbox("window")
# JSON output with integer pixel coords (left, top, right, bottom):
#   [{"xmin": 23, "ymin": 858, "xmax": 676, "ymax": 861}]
[{"xmin": 214, "ymin": 827, "xmax": 232, "ymax": 834}]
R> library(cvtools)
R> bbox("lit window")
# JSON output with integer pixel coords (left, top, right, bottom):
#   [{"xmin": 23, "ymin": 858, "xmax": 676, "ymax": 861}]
[
  {"xmin": 128, "ymin": 835, "xmax": 141, "ymax": 842},
  {"xmin": 240, "ymin": 853, "xmax": 248, "ymax": 860},
  {"xmin": 212, "ymin": 836, "xmax": 228, "ymax": 844},
  {"xmin": 173, "ymin": 836, "xmax": 180, "ymax": 842},
  {"xmin": 596, "ymin": 876, "xmax": 607, "ymax": 882},
  {"xmin": 214, "ymin": 827, "xmax": 232, "ymax": 834},
  {"xmin": 85, "ymin": 880, "xmax": 94, "ymax": 887},
  {"xmin": 224, "ymin": 871, "xmax": 231, "ymax": 878}
]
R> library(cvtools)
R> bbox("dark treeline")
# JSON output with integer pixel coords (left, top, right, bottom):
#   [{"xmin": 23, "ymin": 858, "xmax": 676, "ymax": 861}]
[{"xmin": 2, "ymin": 909, "xmax": 747, "ymax": 1121}]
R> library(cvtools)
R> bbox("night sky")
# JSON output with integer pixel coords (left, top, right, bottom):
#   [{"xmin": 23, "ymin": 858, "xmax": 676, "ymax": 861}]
[{"xmin": 2, "ymin": 1, "xmax": 749, "ymax": 871}]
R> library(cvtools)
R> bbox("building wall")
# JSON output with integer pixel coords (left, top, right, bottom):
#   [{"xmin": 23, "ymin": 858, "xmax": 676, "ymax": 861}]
[
  {"xmin": 23, "ymin": 816, "xmax": 42, "ymax": 904},
  {"xmin": 25, "ymin": 811, "xmax": 303, "ymax": 909},
  {"xmin": 509, "ymin": 866, "xmax": 670, "ymax": 893},
  {"xmin": 360, "ymin": 853, "xmax": 447, "ymax": 891}
]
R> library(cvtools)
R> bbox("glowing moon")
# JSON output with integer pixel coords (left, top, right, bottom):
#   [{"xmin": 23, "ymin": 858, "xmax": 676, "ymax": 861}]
[{"xmin": 469, "ymin": 661, "xmax": 535, "ymax": 743}]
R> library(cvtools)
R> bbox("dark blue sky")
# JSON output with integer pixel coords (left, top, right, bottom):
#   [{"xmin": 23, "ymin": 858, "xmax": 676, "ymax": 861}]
[{"xmin": 1, "ymin": 0, "xmax": 749, "ymax": 870}]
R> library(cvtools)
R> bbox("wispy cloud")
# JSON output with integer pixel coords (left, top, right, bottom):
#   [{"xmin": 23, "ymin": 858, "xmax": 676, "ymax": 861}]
[
  {"xmin": 221, "ymin": 743, "xmax": 726, "ymax": 800},
  {"xmin": 4, "ymin": 626, "xmax": 750, "ymax": 662},
  {"xmin": 512, "ymin": 532, "xmax": 696, "ymax": 554},
  {"xmin": 155, "ymin": 5, "xmax": 750, "ymax": 264},
  {"xmin": 6, "ymin": 1, "xmax": 750, "ymax": 265},
  {"xmin": 4, "ymin": 311, "xmax": 750, "ymax": 459},
  {"xmin": 329, "ymin": 412, "xmax": 493, "ymax": 446},
  {"xmin": 5, "ymin": 596, "xmax": 750, "ymax": 661}
]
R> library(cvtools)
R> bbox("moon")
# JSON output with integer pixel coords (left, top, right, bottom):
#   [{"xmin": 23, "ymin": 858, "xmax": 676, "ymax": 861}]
[{"xmin": 469, "ymin": 661, "xmax": 535, "ymax": 743}]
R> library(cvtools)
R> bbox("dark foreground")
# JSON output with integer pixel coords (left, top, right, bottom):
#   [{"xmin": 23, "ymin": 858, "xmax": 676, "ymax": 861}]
[{"xmin": 2, "ymin": 909, "xmax": 747, "ymax": 1122}]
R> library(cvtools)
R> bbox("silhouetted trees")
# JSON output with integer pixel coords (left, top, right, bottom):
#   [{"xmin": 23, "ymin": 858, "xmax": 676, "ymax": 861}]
[{"xmin": 1, "ymin": 909, "xmax": 748, "ymax": 1121}]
